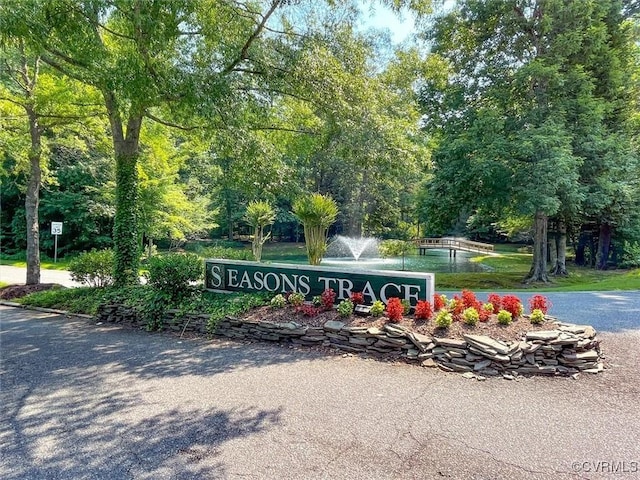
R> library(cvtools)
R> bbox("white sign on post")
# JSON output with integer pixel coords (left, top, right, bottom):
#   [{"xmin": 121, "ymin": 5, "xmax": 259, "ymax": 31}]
[{"xmin": 51, "ymin": 222, "xmax": 63, "ymax": 263}]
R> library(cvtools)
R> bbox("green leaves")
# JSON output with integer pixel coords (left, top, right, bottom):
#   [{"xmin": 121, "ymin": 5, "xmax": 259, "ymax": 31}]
[{"xmin": 293, "ymin": 192, "xmax": 338, "ymax": 265}]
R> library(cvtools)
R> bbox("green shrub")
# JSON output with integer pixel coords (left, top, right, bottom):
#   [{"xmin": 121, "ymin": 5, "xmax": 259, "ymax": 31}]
[
  {"xmin": 497, "ymin": 309, "xmax": 513, "ymax": 325},
  {"xmin": 370, "ymin": 300, "xmax": 385, "ymax": 316},
  {"xmin": 69, "ymin": 249, "xmax": 115, "ymax": 287},
  {"xmin": 288, "ymin": 292, "xmax": 305, "ymax": 306},
  {"xmin": 529, "ymin": 309, "xmax": 545, "ymax": 324},
  {"xmin": 312, "ymin": 295, "xmax": 322, "ymax": 307},
  {"xmin": 435, "ymin": 310, "xmax": 453, "ymax": 328},
  {"xmin": 462, "ymin": 307, "xmax": 479, "ymax": 326},
  {"xmin": 401, "ymin": 299, "xmax": 411, "ymax": 315},
  {"xmin": 146, "ymin": 253, "xmax": 203, "ymax": 300},
  {"xmin": 17, "ymin": 287, "xmax": 106, "ymax": 315},
  {"xmin": 337, "ymin": 299, "xmax": 354, "ymax": 318},
  {"xmin": 198, "ymin": 246, "xmax": 253, "ymax": 261},
  {"xmin": 270, "ymin": 294, "xmax": 286, "ymax": 308}
]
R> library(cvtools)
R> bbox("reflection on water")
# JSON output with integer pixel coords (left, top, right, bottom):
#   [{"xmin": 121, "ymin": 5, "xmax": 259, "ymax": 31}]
[{"xmin": 270, "ymin": 250, "xmax": 490, "ymax": 273}]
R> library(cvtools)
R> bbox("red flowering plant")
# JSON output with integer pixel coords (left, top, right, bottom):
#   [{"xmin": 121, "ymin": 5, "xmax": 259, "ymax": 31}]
[
  {"xmin": 433, "ymin": 293, "xmax": 447, "ymax": 311},
  {"xmin": 350, "ymin": 291, "xmax": 364, "ymax": 305},
  {"xmin": 449, "ymin": 295, "xmax": 466, "ymax": 320},
  {"xmin": 320, "ymin": 288, "xmax": 336, "ymax": 311},
  {"xmin": 478, "ymin": 303, "xmax": 492, "ymax": 322},
  {"xmin": 297, "ymin": 304, "xmax": 320, "ymax": 317},
  {"xmin": 487, "ymin": 293, "xmax": 501, "ymax": 311},
  {"xmin": 461, "ymin": 289, "xmax": 478, "ymax": 308},
  {"xmin": 385, "ymin": 297, "xmax": 404, "ymax": 323},
  {"xmin": 414, "ymin": 300, "xmax": 433, "ymax": 320},
  {"xmin": 528, "ymin": 295, "xmax": 551, "ymax": 314},
  {"xmin": 501, "ymin": 294, "xmax": 524, "ymax": 319}
]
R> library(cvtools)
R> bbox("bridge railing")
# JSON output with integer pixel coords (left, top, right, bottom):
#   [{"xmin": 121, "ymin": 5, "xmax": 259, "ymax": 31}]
[{"xmin": 415, "ymin": 237, "xmax": 494, "ymax": 253}]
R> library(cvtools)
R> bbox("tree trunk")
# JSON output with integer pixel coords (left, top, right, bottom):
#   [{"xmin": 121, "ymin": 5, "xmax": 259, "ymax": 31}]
[
  {"xmin": 525, "ymin": 211, "xmax": 550, "ymax": 283},
  {"xmin": 25, "ymin": 107, "xmax": 41, "ymax": 285},
  {"xmin": 548, "ymin": 226, "xmax": 557, "ymax": 273},
  {"xmin": 225, "ymin": 194, "xmax": 234, "ymax": 241},
  {"xmin": 105, "ymin": 91, "xmax": 142, "ymax": 286},
  {"xmin": 551, "ymin": 219, "xmax": 568, "ymax": 276},
  {"xmin": 113, "ymin": 149, "xmax": 140, "ymax": 285},
  {"xmin": 596, "ymin": 223, "xmax": 612, "ymax": 270}
]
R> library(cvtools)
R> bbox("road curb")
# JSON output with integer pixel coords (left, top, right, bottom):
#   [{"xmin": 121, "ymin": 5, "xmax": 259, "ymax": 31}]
[{"xmin": 0, "ymin": 300, "xmax": 95, "ymax": 320}]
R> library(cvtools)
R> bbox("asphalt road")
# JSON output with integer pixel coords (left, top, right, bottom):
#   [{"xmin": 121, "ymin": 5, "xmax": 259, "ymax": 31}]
[{"xmin": 1, "ymin": 306, "xmax": 639, "ymax": 479}]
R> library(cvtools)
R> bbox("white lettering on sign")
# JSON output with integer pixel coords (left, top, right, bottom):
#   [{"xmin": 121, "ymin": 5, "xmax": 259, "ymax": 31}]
[
  {"xmin": 361, "ymin": 281, "xmax": 378, "ymax": 303},
  {"xmin": 403, "ymin": 285, "xmax": 421, "ymax": 304},
  {"xmin": 318, "ymin": 276, "xmax": 338, "ymax": 291},
  {"xmin": 210, "ymin": 265, "xmax": 223, "ymax": 288},
  {"xmin": 337, "ymin": 278, "xmax": 354, "ymax": 300}
]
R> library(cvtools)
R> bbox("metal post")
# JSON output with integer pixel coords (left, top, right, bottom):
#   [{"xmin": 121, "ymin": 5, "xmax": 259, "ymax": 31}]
[{"xmin": 54, "ymin": 234, "xmax": 58, "ymax": 263}]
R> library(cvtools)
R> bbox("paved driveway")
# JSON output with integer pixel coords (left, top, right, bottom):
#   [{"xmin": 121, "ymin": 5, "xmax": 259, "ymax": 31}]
[{"xmin": 1, "ymin": 306, "xmax": 639, "ymax": 479}]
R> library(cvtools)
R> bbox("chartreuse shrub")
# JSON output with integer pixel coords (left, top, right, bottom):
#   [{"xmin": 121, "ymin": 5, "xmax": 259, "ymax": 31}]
[
  {"xmin": 270, "ymin": 294, "xmax": 286, "ymax": 308},
  {"xmin": 497, "ymin": 309, "xmax": 513, "ymax": 325},
  {"xmin": 435, "ymin": 310, "xmax": 453, "ymax": 328},
  {"xmin": 337, "ymin": 299, "xmax": 354, "ymax": 318},
  {"xmin": 462, "ymin": 307, "xmax": 480, "ymax": 326},
  {"xmin": 288, "ymin": 292, "xmax": 305, "ymax": 306},
  {"xmin": 69, "ymin": 249, "xmax": 115, "ymax": 287},
  {"xmin": 370, "ymin": 300, "xmax": 385, "ymax": 317},
  {"xmin": 529, "ymin": 309, "xmax": 545, "ymax": 324}
]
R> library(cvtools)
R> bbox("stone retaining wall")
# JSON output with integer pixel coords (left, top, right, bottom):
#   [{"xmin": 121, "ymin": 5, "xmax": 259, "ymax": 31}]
[{"xmin": 96, "ymin": 304, "xmax": 603, "ymax": 377}]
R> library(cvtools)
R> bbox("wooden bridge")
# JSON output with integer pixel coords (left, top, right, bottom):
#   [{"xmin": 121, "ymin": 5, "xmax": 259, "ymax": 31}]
[{"xmin": 416, "ymin": 237, "xmax": 494, "ymax": 257}]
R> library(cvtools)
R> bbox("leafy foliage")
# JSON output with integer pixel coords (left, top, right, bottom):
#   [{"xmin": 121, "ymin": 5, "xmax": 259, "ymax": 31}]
[
  {"xmin": 414, "ymin": 300, "xmax": 433, "ymax": 320},
  {"xmin": 146, "ymin": 253, "xmax": 203, "ymax": 301},
  {"xmin": 529, "ymin": 309, "xmax": 545, "ymax": 325},
  {"xmin": 497, "ymin": 310, "xmax": 513, "ymax": 326},
  {"xmin": 434, "ymin": 310, "xmax": 453, "ymax": 328},
  {"xmin": 385, "ymin": 297, "xmax": 403, "ymax": 322},
  {"xmin": 320, "ymin": 288, "xmax": 336, "ymax": 310},
  {"xmin": 69, "ymin": 249, "xmax": 115, "ymax": 288},
  {"xmin": 246, "ymin": 201, "xmax": 275, "ymax": 262},
  {"xmin": 270, "ymin": 294, "xmax": 286, "ymax": 308},
  {"xmin": 370, "ymin": 300, "xmax": 385, "ymax": 317},
  {"xmin": 462, "ymin": 307, "xmax": 479, "ymax": 326},
  {"xmin": 528, "ymin": 295, "xmax": 551, "ymax": 315},
  {"xmin": 337, "ymin": 299, "xmax": 354, "ymax": 318},
  {"xmin": 293, "ymin": 193, "xmax": 339, "ymax": 266}
]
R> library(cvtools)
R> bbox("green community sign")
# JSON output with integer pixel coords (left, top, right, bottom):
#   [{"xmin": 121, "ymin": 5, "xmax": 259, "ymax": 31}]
[{"xmin": 205, "ymin": 259, "xmax": 435, "ymax": 306}]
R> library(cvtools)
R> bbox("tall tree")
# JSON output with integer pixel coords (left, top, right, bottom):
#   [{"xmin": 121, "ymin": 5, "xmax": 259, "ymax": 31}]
[
  {"xmin": 0, "ymin": 0, "xmax": 302, "ymax": 285},
  {"xmin": 419, "ymin": 0, "xmax": 637, "ymax": 282},
  {"xmin": 0, "ymin": 39, "xmax": 103, "ymax": 282}
]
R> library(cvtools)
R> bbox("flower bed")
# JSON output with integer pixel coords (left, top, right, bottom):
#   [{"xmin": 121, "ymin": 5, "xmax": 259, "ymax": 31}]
[{"xmin": 96, "ymin": 290, "xmax": 604, "ymax": 378}]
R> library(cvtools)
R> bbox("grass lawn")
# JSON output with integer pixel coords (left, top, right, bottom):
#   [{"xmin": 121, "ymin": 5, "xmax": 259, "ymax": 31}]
[{"xmin": 1, "ymin": 254, "xmax": 72, "ymax": 270}]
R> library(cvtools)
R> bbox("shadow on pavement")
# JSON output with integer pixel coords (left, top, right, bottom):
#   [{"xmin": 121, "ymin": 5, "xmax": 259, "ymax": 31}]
[{"xmin": 0, "ymin": 307, "xmax": 311, "ymax": 479}]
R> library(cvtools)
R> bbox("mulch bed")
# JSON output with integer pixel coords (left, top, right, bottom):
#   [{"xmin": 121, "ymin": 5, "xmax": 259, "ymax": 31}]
[
  {"xmin": 0, "ymin": 283, "xmax": 64, "ymax": 301},
  {"xmin": 240, "ymin": 305, "xmax": 559, "ymax": 343}
]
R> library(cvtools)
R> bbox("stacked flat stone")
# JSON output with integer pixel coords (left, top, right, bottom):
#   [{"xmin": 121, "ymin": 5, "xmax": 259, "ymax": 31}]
[{"xmin": 96, "ymin": 305, "xmax": 603, "ymax": 376}]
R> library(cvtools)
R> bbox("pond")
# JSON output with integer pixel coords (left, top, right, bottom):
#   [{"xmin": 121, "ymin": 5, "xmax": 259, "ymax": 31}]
[{"xmin": 263, "ymin": 248, "xmax": 491, "ymax": 273}]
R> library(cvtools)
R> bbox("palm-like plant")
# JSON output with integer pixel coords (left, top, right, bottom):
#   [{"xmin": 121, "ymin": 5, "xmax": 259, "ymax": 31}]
[
  {"xmin": 292, "ymin": 193, "xmax": 339, "ymax": 266},
  {"xmin": 246, "ymin": 201, "xmax": 276, "ymax": 262}
]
